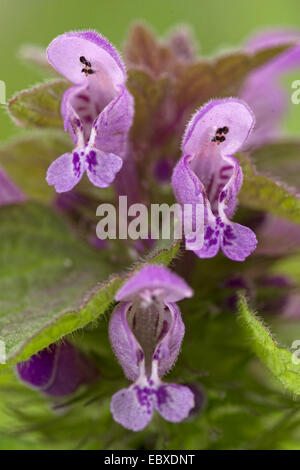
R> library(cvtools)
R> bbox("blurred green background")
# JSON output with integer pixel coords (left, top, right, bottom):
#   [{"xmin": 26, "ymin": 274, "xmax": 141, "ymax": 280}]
[{"xmin": 1, "ymin": 0, "xmax": 300, "ymax": 141}]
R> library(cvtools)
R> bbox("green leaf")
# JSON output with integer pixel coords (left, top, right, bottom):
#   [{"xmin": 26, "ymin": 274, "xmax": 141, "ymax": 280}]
[
  {"xmin": 252, "ymin": 140, "xmax": 300, "ymax": 190},
  {"xmin": 237, "ymin": 153, "xmax": 300, "ymax": 224},
  {"xmin": 0, "ymin": 130, "xmax": 71, "ymax": 202},
  {"xmin": 0, "ymin": 203, "xmax": 179, "ymax": 365},
  {"xmin": 238, "ymin": 295, "xmax": 300, "ymax": 396},
  {"xmin": 175, "ymin": 44, "xmax": 292, "ymax": 109},
  {"xmin": 8, "ymin": 80, "xmax": 70, "ymax": 128},
  {"xmin": 270, "ymin": 250, "xmax": 300, "ymax": 286}
]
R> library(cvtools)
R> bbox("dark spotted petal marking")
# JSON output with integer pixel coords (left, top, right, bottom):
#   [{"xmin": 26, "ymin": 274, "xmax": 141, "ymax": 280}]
[
  {"xmin": 46, "ymin": 152, "xmax": 84, "ymax": 193},
  {"xmin": 85, "ymin": 148, "xmax": 123, "ymax": 188}
]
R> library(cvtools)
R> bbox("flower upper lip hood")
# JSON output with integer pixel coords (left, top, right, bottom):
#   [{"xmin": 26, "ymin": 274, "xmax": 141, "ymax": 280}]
[
  {"xmin": 46, "ymin": 30, "xmax": 134, "ymax": 194},
  {"xmin": 115, "ymin": 264, "xmax": 193, "ymax": 303},
  {"xmin": 172, "ymin": 98, "xmax": 257, "ymax": 262},
  {"xmin": 182, "ymin": 98, "xmax": 255, "ymax": 156},
  {"xmin": 47, "ymin": 30, "xmax": 126, "ymax": 88},
  {"xmin": 109, "ymin": 265, "xmax": 194, "ymax": 432}
]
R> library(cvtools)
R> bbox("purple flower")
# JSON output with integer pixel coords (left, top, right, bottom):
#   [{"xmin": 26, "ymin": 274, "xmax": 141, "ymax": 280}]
[
  {"xmin": 16, "ymin": 341, "xmax": 98, "ymax": 397},
  {"xmin": 172, "ymin": 98, "xmax": 257, "ymax": 262},
  {"xmin": 0, "ymin": 166, "xmax": 25, "ymax": 205},
  {"xmin": 109, "ymin": 265, "xmax": 194, "ymax": 431},
  {"xmin": 46, "ymin": 31, "xmax": 134, "ymax": 193},
  {"xmin": 240, "ymin": 30, "xmax": 300, "ymax": 149},
  {"xmin": 153, "ymin": 157, "xmax": 173, "ymax": 184}
]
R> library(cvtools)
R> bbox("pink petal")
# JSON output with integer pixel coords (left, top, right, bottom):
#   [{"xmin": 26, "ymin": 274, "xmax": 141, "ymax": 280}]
[
  {"xmin": 85, "ymin": 149, "xmax": 122, "ymax": 188},
  {"xmin": 109, "ymin": 302, "xmax": 140, "ymax": 382},
  {"xmin": 193, "ymin": 220, "xmax": 221, "ymax": 259},
  {"xmin": 157, "ymin": 303, "xmax": 185, "ymax": 377},
  {"xmin": 47, "ymin": 30, "xmax": 126, "ymax": 87},
  {"xmin": 115, "ymin": 265, "xmax": 193, "ymax": 303},
  {"xmin": 155, "ymin": 384, "xmax": 195, "ymax": 423},
  {"xmin": 221, "ymin": 222, "xmax": 257, "ymax": 262},
  {"xmin": 183, "ymin": 98, "xmax": 255, "ymax": 158},
  {"xmin": 94, "ymin": 86, "xmax": 134, "ymax": 158},
  {"xmin": 111, "ymin": 386, "xmax": 154, "ymax": 432},
  {"xmin": 46, "ymin": 152, "xmax": 84, "ymax": 193}
]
